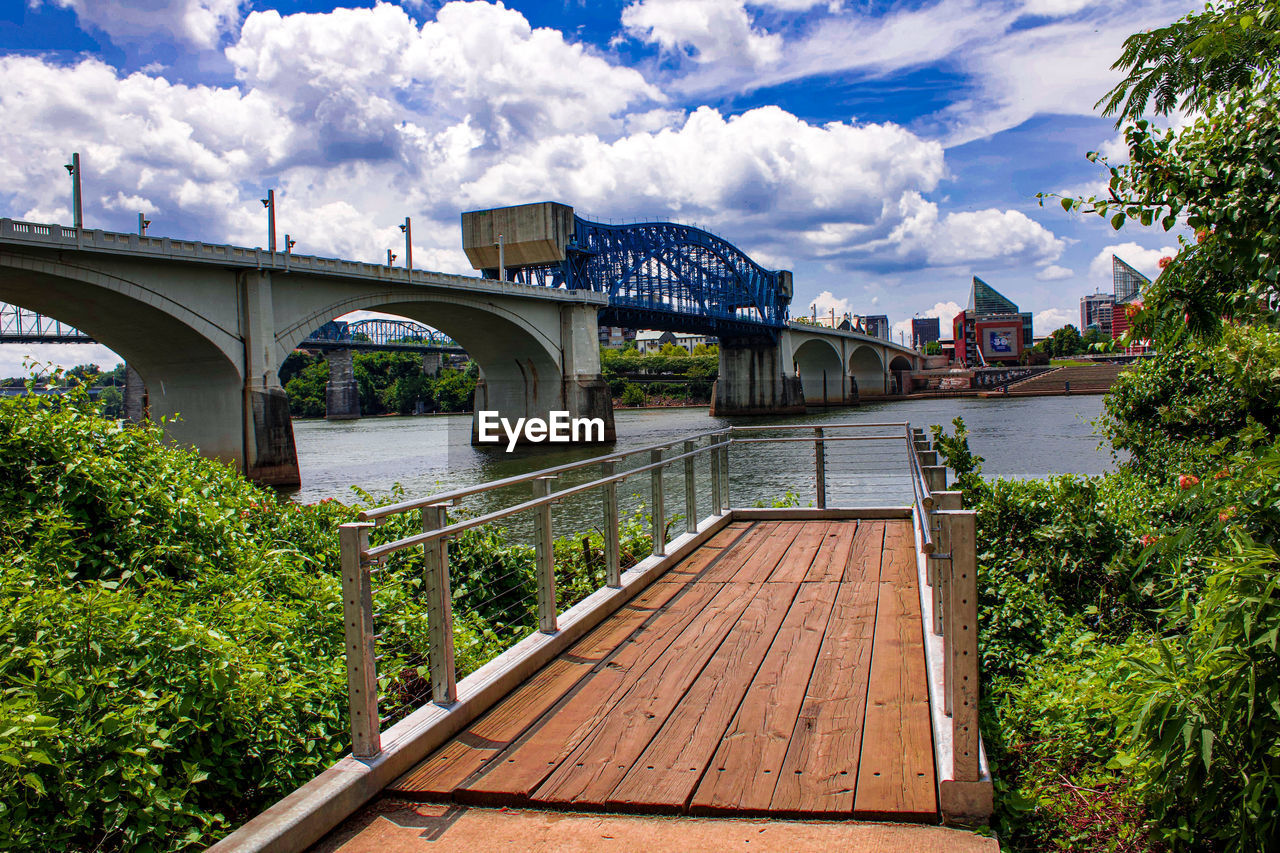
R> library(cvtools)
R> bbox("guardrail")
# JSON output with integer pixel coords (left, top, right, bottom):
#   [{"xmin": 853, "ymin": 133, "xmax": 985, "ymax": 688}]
[
  {"xmin": 335, "ymin": 422, "xmax": 923, "ymax": 758},
  {"xmin": 908, "ymin": 426, "xmax": 983, "ymax": 792}
]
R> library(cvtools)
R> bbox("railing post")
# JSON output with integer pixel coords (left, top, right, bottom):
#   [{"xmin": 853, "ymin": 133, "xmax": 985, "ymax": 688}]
[
  {"xmin": 601, "ymin": 460, "xmax": 620, "ymax": 588},
  {"xmin": 947, "ymin": 509, "xmax": 980, "ymax": 782},
  {"xmin": 933, "ymin": 492, "xmax": 962, "ymax": 640},
  {"xmin": 339, "ymin": 521, "xmax": 380, "ymax": 758},
  {"xmin": 814, "ymin": 427, "xmax": 826, "ymax": 509},
  {"xmin": 422, "ymin": 503, "xmax": 456, "ymax": 706},
  {"xmin": 710, "ymin": 437, "xmax": 723, "ymax": 517},
  {"xmin": 651, "ymin": 448, "xmax": 666, "ymax": 557},
  {"xmin": 684, "ymin": 440, "xmax": 698, "ymax": 534},
  {"xmin": 923, "ymin": 464, "xmax": 947, "ymax": 493},
  {"xmin": 917, "ymin": 448, "xmax": 938, "ymax": 467},
  {"xmin": 719, "ymin": 437, "xmax": 731, "ymax": 512},
  {"xmin": 532, "ymin": 476, "xmax": 557, "ymax": 633}
]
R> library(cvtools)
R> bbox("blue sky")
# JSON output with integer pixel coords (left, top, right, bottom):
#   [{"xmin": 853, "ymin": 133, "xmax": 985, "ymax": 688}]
[{"xmin": 0, "ymin": 0, "xmax": 1191, "ymax": 372}]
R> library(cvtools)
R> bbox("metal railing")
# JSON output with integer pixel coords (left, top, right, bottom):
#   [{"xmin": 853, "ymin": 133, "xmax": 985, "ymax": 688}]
[{"xmin": 335, "ymin": 421, "xmax": 971, "ymax": 762}]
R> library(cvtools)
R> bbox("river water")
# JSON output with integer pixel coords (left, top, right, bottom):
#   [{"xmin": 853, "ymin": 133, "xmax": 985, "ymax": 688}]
[{"xmin": 290, "ymin": 396, "xmax": 1112, "ymax": 519}]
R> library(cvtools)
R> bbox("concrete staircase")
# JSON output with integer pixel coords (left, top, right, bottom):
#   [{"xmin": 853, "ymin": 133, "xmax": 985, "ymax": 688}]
[{"xmin": 996, "ymin": 362, "xmax": 1131, "ymax": 396}]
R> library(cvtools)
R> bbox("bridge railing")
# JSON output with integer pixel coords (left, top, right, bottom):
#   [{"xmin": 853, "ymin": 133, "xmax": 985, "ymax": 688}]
[
  {"xmin": 908, "ymin": 427, "xmax": 985, "ymax": 793},
  {"xmin": 335, "ymin": 421, "xmax": 922, "ymax": 759}
]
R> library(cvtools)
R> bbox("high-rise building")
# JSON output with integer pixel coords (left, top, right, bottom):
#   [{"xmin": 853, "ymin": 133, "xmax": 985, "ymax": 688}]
[
  {"xmin": 911, "ymin": 317, "xmax": 941, "ymax": 349},
  {"xmin": 1112, "ymin": 255, "xmax": 1149, "ymax": 304},
  {"xmin": 863, "ymin": 314, "xmax": 890, "ymax": 341},
  {"xmin": 1080, "ymin": 292, "xmax": 1115, "ymax": 336},
  {"xmin": 1110, "ymin": 255, "xmax": 1152, "ymax": 338},
  {"xmin": 951, "ymin": 277, "xmax": 1033, "ymax": 365}
]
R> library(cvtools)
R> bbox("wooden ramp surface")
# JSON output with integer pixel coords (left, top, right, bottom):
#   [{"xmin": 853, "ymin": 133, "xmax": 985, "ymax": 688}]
[{"xmin": 389, "ymin": 520, "xmax": 937, "ymax": 821}]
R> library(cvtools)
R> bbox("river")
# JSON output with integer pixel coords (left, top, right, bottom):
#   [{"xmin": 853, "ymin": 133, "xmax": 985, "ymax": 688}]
[{"xmin": 290, "ymin": 395, "xmax": 1113, "ymax": 519}]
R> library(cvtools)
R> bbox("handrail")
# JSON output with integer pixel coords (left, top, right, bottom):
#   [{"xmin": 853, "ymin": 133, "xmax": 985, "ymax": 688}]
[
  {"xmin": 357, "ymin": 428, "xmax": 731, "ymax": 521},
  {"xmin": 364, "ymin": 441, "xmax": 715, "ymax": 560}
]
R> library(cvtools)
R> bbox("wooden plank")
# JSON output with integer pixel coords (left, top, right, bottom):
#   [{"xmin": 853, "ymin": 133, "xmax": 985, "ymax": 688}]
[
  {"xmin": 687, "ymin": 580, "xmax": 840, "ymax": 814},
  {"xmin": 454, "ymin": 574, "xmax": 729, "ymax": 803},
  {"xmin": 703, "ymin": 521, "xmax": 753, "ymax": 549},
  {"xmin": 769, "ymin": 522, "xmax": 885, "ymax": 815},
  {"xmin": 530, "ymin": 581, "xmax": 764, "ymax": 807},
  {"xmin": 606, "ymin": 581, "xmax": 800, "ymax": 811},
  {"xmin": 389, "ymin": 577, "xmax": 696, "ymax": 797},
  {"xmin": 708, "ymin": 521, "xmax": 806, "ymax": 584},
  {"xmin": 853, "ymin": 521, "xmax": 937, "ymax": 819},
  {"xmin": 697, "ymin": 523, "xmax": 776, "ymax": 583},
  {"xmin": 805, "ymin": 520, "xmax": 859, "ymax": 583},
  {"xmin": 767, "ymin": 521, "xmax": 830, "ymax": 583}
]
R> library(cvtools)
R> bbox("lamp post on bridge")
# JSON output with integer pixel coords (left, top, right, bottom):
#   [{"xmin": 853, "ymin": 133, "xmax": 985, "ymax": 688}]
[
  {"xmin": 138, "ymin": 213, "xmax": 150, "ymax": 236},
  {"xmin": 399, "ymin": 217, "xmax": 412, "ymax": 273},
  {"xmin": 261, "ymin": 189, "xmax": 277, "ymax": 253},
  {"xmin": 387, "ymin": 249, "xmax": 396, "ymax": 267},
  {"xmin": 64, "ymin": 153, "xmax": 83, "ymax": 231},
  {"xmin": 496, "ymin": 232, "xmax": 505, "ymax": 282}
]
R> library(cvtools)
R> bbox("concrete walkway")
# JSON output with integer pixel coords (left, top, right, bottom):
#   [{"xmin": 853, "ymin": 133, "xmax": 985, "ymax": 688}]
[{"xmin": 309, "ymin": 800, "xmax": 1000, "ymax": 853}]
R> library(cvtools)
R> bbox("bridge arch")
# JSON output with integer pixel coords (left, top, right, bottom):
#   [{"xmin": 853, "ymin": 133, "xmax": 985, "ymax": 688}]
[
  {"xmin": 792, "ymin": 337, "xmax": 845, "ymax": 405},
  {"xmin": 0, "ymin": 251, "xmax": 246, "ymax": 465},
  {"xmin": 279, "ymin": 291, "xmax": 575, "ymax": 436},
  {"xmin": 849, "ymin": 345, "xmax": 886, "ymax": 398}
]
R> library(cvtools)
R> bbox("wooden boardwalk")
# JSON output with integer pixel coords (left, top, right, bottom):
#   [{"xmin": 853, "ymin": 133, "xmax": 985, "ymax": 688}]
[{"xmin": 388, "ymin": 519, "xmax": 937, "ymax": 821}]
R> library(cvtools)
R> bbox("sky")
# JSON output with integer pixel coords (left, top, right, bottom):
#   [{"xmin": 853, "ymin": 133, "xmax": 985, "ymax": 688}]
[{"xmin": 0, "ymin": 0, "xmax": 1192, "ymax": 375}]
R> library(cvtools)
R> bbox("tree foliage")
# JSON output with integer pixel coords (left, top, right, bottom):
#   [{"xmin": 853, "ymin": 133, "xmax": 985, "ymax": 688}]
[{"xmin": 1098, "ymin": 0, "xmax": 1280, "ymax": 123}]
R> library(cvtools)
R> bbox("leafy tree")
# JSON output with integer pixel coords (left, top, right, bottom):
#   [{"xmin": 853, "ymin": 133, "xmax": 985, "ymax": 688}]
[
  {"xmin": 923, "ymin": 339, "xmax": 943, "ymax": 355},
  {"xmin": 284, "ymin": 361, "xmax": 328, "ymax": 419},
  {"xmin": 1098, "ymin": 0, "xmax": 1280, "ymax": 123}
]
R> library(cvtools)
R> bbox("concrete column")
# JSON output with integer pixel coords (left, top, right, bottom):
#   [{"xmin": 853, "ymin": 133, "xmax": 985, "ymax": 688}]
[
  {"xmin": 239, "ymin": 269, "xmax": 300, "ymax": 488},
  {"xmin": 422, "ymin": 351, "xmax": 442, "ymax": 377},
  {"xmin": 558, "ymin": 303, "xmax": 615, "ymax": 442},
  {"xmin": 710, "ymin": 335, "xmax": 805, "ymax": 416},
  {"xmin": 123, "ymin": 364, "xmax": 147, "ymax": 423},
  {"xmin": 325, "ymin": 348, "xmax": 361, "ymax": 420},
  {"xmin": 469, "ymin": 303, "xmax": 615, "ymax": 445}
]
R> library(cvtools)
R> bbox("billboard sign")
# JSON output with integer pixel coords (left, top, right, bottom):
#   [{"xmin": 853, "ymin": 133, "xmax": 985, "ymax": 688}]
[{"xmin": 979, "ymin": 322, "xmax": 1022, "ymax": 360}]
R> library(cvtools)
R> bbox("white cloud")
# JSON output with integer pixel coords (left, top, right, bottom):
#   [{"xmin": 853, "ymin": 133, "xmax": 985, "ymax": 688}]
[
  {"xmin": 0, "ymin": 0, "xmax": 1071, "ymax": 345},
  {"xmin": 1035, "ymin": 264, "xmax": 1073, "ymax": 281},
  {"xmin": 1034, "ymin": 307, "xmax": 1074, "ymax": 332},
  {"xmin": 621, "ymin": 0, "xmax": 782, "ymax": 68},
  {"xmin": 852, "ymin": 201, "xmax": 1064, "ymax": 269},
  {"xmin": 1088, "ymin": 242, "xmax": 1177, "ymax": 288},
  {"xmin": 39, "ymin": 0, "xmax": 245, "ymax": 49},
  {"xmin": 807, "ymin": 289, "xmax": 853, "ymax": 317}
]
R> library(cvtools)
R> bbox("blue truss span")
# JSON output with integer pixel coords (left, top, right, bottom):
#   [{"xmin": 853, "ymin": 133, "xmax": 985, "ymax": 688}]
[
  {"xmin": 305, "ymin": 319, "xmax": 462, "ymax": 351},
  {"xmin": 465, "ymin": 206, "xmax": 792, "ymax": 338}
]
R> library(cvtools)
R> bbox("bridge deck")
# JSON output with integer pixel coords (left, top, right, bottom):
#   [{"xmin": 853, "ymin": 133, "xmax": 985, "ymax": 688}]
[{"xmin": 387, "ymin": 519, "xmax": 936, "ymax": 821}]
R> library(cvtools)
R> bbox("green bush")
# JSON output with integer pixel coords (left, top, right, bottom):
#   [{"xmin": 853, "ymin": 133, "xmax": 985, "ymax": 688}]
[{"xmin": 0, "ymin": 390, "xmax": 655, "ymax": 851}]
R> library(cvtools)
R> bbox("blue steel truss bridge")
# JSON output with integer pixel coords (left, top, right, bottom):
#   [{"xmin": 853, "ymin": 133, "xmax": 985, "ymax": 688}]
[
  {"xmin": 462, "ymin": 202, "xmax": 793, "ymax": 338},
  {"xmin": 301, "ymin": 319, "xmax": 464, "ymax": 353},
  {"xmin": 1, "ymin": 303, "xmax": 94, "ymax": 343}
]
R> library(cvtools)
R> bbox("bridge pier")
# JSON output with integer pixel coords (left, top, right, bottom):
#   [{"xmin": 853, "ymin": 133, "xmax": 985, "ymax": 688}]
[
  {"xmin": 325, "ymin": 348, "xmax": 361, "ymax": 420},
  {"xmin": 710, "ymin": 336, "xmax": 804, "ymax": 416},
  {"xmin": 240, "ymin": 270, "xmax": 301, "ymax": 488},
  {"xmin": 123, "ymin": 364, "xmax": 147, "ymax": 422},
  {"xmin": 422, "ymin": 351, "xmax": 442, "ymax": 377}
]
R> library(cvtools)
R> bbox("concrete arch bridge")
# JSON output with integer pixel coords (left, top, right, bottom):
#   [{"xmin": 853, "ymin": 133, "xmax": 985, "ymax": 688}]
[{"xmin": 0, "ymin": 209, "xmax": 920, "ymax": 487}]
